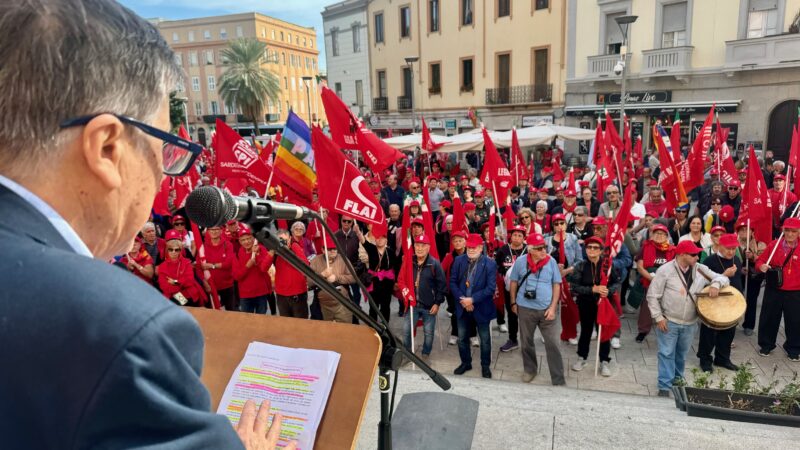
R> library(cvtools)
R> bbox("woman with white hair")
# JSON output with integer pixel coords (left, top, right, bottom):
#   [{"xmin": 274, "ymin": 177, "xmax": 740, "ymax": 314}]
[
  {"xmin": 290, "ymin": 221, "xmax": 316, "ymax": 260},
  {"xmin": 534, "ymin": 200, "xmax": 552, "ymax": 235}
]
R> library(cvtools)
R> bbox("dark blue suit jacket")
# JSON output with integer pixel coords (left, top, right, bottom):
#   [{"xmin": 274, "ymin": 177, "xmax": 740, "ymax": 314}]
[
  {"xmin": 449, "ymin": 254, "xmax": 498, "ymax": 324},
  {"xmin": 0, "ymin": 184, "xmax": 243, "ymax": 449}
]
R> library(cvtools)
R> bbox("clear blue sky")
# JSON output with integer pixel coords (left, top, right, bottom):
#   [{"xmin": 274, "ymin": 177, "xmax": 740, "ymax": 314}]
[{"xmin": 119, "ymin": 0, "xmax": 330, "ymax": 69}]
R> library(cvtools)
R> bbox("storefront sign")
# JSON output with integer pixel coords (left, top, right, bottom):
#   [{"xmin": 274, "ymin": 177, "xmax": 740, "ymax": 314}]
[
  {"xmin": 427, "ymin": 120, "xmax": 443, "ymax": 129},
  {"xmin": 445, "ymin": 119, "xmax": 457, "ymax": 129},
  {"xmin": 522, "ymin": 115, "xmax": 554, "ymax": 127},
  {"xmin": 597, "ymin": 91, "xmax": 672, "ymax": 105},
  {"xmin": 369, "ymin": 116, "xmax": 413, "ymax": 128},
  {"xmin": 460, "ymin": 119, "xmax": 474, "ymax": 128}
]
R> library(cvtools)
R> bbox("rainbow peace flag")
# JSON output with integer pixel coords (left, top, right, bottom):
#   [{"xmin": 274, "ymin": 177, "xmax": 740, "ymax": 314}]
[{"xmin": 273, "ymin": 111, "xmax": 316, "ymax": 202}]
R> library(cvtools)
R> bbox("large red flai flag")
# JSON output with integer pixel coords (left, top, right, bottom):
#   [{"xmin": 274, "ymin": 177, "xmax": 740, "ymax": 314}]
[
  {"xmin": 594, "ymin": 123, "xmax": 614, "ymax": 197},
  {"xmin": 311, "ymin": 126, "xmax": 386, "ymax": 226},
  {"xmin": 396, "ymin": 220, "xmax": 417, "ymax": 310},
  {"xmin": 682, "ymin": 105, "xmax": 715, "ymax": 192},
  {"xmin": 670, "ymin": 112, "xmax": 682, "ymax": 162},
  {"xmin": 653, "ymin": 124, "xmax": 689, "ymax": 211},
  {"xmin": 567, "ymin": 167, "xmax": 576, "ymax": 193},
  {"xmin": 740, "ymin": 145, "xmax": 773, "ymax": 244},
  {"xmin": 552, "ymin": 155, "xmax": 566, "ymax": 183},
  {"xmin": 452, "ymin": 196, "xmax": 468, "ymax": 235},
  {"xmin": 421, "ymin": 117, "xmax": 445, "ymax": 152},
  {"xmin": 622, "ymin": 116, "xmax": 635, "ymax": 181},
  {"xmin": 509, "ymin": 128, "xmax": 529, "ymax": 186},
  {"xmin": 420, "ymin": 180, "xmax": 440, "ymax": 260},
  {"xmin": 713, "ymin": 119, "xmax": 738, "ymax": 186},
  {"xmin": 604, "ymin": 111, "xmax": 623, "ymax": 182},
  {"xmin": 606, "ymin": 182, "xmax": 636, "ymax": 256},
  {"xmin": 597, "ymin": 297, "xmax": 621, "ymax": 342},
  {"xmin": 320, "ymin": 85, "xmax": 404, "ymax": 172},
  {"xmin": 479, "ymin": 127, "xmax": 512, "ymax": 202},
  {"xmin": 213, "ymin": 119, "xmax": 270, "ymax": 196},
  {"xmin": 152, "ymin": 176, "xmax": 171, "ymax": 216}
]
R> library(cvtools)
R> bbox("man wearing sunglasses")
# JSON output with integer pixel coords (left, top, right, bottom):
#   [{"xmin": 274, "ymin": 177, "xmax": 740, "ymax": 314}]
[
  {"xmin": 723, "ymin": 180, "xmax": 742, "ymax": 217},
  {"xmin": 0, "ymin": 1, "xmax": 288, "ymax": 448}
]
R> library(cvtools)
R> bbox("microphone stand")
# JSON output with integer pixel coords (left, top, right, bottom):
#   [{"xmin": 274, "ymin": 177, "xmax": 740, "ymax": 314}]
[{"xmin": 251, "ymin": 219, "xmax": 451, "ymax": 450}]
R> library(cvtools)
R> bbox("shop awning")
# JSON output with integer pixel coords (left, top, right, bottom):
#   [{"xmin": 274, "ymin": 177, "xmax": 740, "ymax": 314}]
[{"xmin": 565, "ymin": 100, "xmax": 741, "ymax": 117}]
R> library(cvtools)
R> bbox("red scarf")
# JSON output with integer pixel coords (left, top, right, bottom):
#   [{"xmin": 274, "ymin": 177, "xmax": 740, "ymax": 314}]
[
  {"xmin": 561, "ymin": 201, "xmax": 577, "ymax": 214},
  {"xmin": 527, "ymin": 253, "xmax": 552, "ymax": 274}
]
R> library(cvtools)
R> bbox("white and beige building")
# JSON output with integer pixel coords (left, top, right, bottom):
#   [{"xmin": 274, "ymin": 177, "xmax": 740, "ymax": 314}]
[
  {"xmin": 565, "ymin": 0, "xmax": 800, "ymax": 162},
  {"xmin": 155, "ymin": 13, "xmax": 324, "ymax": 145},
  {"xmin": 365, "ymin": 0, "xmax": 566, "ymax": 136}
]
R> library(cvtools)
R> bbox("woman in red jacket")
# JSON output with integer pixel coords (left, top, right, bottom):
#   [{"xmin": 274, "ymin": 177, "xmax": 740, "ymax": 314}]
[
  {"xmin": 233, "ymin": 224, "xmax": 274, "ymax": 314},
  {"xmin": 634, "ymin": 224, "xmax": 675, "ymax": 342},
  {"xmin": 273, "ymin": 228, "xmax": 310, "ymax": 318},
  {"xmin": 202, "ymin": 225, "xmax": 237, "ymax": 311},
  {"xmin": 157, "ymin": 230, "xmax": 207, "ymax": 306},
  {"xmin": 120, "ymin": 237, "xmax": 154, "ymax": 283}
]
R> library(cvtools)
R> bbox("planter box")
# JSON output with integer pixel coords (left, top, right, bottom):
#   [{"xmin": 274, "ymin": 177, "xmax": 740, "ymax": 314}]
[
  {"xmin": 681, "ymin": 387, "xmax": 800, "ymax": 427},
  {"xmin": 672, "ymin": 386, "xmax": 687, "ymax": 412}
]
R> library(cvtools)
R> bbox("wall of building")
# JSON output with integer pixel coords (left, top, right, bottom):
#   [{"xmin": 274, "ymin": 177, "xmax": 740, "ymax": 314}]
[{"xmin": 323, "ymin": 0, "xmax": 372, "ymax": 117}]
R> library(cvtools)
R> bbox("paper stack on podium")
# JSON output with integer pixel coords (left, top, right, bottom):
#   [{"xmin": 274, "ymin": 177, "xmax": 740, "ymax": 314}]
[{"xmin": 217, "ymin": 342, "xmax": 341, "ymax": 449}]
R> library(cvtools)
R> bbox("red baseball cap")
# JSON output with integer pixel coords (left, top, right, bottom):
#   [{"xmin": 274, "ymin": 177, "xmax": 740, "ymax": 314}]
[
  {"xmin": 710, "ymin": 225, "xmax": 726, "ymax": 235},
  {"xmin": 584, "ymin": 236, "xmax": 604, "ymax": 248},
  {"xmin": 651, "ymin": 224, "xmax": 669, "ymax": 234},
  {"xmin": 774, "ymin": 174, "xmax": 786, "ymax": 181},
  {"xmin": 675, "ymin": 240, "xmax": 701, "ymax": 255},
  {"xmin": 164, "ymin": 229, "xmax": 183, "ymax": 242},
  {"xmin": 551, "ymin": 213, "xmax": 566, "ymax": 223},
  {"xmin": 783, "ymin": 217, "xmax": 800, "ymax": 230},
  {"xmin": 475, "ymin": 190, "xmax": 485, "ymax": 197},
  {"xmin": 440, "ymin": 200, "xmax": 452, "ymax": 209},
  {"xmin": 728, "ymin": 180, "xmax": 741, "ymax": 188},
  {"xmin": 411, "ymin": 217, "xmax": 425, "ymax": 227},
  {"xmin": 466, "ymin": 234, "xmax": 484, "ymax": 248},
  {"xmin": 451, "ymin": 231, "xmax": 467, "ymax": 240},
  {"xmin": 414, "ymin": 234, "xmax": 431, "ymax": 245},
  {"xmin": 565, "ymin": 189, "xmax": 577, "ymax": 197},
  {"xmin": 409, "ymin": 200, "xmax": 421, "ymax": 207},
  {"xmin": 592, "ymin": 216, "xmax": 609, "ymax": 226},
  {"xmin": 720, "ymin": 234, "xmax": 739, "ymax": 248},
  {"xmin": 238, "ymin": 223, "xmax": 253, "ymax": 236},
  {"xmin": 526, "ymin": 233, "xmax": 546, "ymax": 246},
  {"xmin": 509, "ymin": 225, "xmax": 527, "ymax": 236},
  {"xmin": 463, "ymin": 202, "xmax": 476, "ymax": 211},
  {"xmin": 449, "ymin": 181, "xmax": 457, "ymax": 187},
  {"xmin": 171, "ymin": 214, "xmax": 185, "ymax": 224}
]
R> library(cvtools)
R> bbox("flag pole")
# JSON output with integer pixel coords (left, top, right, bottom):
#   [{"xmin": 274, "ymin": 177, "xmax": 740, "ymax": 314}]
[
  {"xmin": 320, "ymin": 209, "xmax": 331, "ymax": 270},
  {"xmin": 765, "ymin": 199, "xmax": 800, "ymax": 265},
  {"xmin": 409, "ymin": 305, "xmax": 416, "ymax": 370},
  {"xmin": 595, "ymin": 323, "xmax": 602, "ymax": 377},
  {"xmin": 744, "ymin": 218, "xmax": 751, "ymax": 297},
  {"xmin": 492, "ymin": 180, "xmax": 505, "ymax": 240}
]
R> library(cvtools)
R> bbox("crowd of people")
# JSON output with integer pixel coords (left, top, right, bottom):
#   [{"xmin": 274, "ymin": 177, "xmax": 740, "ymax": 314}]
[{"xmin": 124, "ymin": 143, "xmax": 800, "ymax": 397}]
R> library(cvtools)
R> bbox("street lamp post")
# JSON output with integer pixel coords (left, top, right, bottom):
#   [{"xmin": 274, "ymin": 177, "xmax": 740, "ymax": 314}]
[
  {"xmin": 302, "ymin": 76, "xmax": 314, "ymax": 125},
  {"xmin": 614, "ymin": 15, "xmax": 638, "ymax": 145},
  {"xmin": 404, "ymin": 56, "xmax": 419, "ymax": 133}
]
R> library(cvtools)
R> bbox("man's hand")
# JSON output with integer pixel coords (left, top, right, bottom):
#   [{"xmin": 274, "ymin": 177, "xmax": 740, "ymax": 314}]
[
  {"xmin": 760, "ymin": 263, "xmax": 771, "ymax": 273},
  {"xmin": 201, "ymin": 262, "xmax": 214, "ymax": 270},
  {"xmin": 326, "ymin": 274, "xmax": 336, "ymax": 283},
  {"xmin": 592, "ymin": 285, "xmax": 609, "ymax": 297},
  {"xmin": 430, "ymin": 304, "xmax": 439, "ymax": 315},
  {"xmin": 544, "ymin": 306, "xmax": 556, "ymax": 321},
  {"xmin": 235, "ymin": 399, "xmax": 297, "ymax": 450},
  {"xmin": 656, "ymin": 319, "xmax": 668, "ymax": 332},
  {"xmin": 460, "ymin": 297, "xmax": 473, "ymax": 308},
  {"xmin": 723, "ymin": 265, "xmax": 737, "ymax": 277},
  {"xmin": 708, "ymin": 286, "xmax": 719, "ymax": 298}
]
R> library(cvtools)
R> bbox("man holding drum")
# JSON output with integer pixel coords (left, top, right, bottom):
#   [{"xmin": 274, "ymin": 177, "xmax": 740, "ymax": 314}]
[{"xmin": 646, "ymin": 240, "xmax": 730, "ymax": 397}]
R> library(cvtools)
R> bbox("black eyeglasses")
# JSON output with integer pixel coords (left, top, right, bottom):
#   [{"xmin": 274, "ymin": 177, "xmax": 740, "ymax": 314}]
[
  {"xmin": 173, "ymin": 222, "xmax": 186, "ymax": 227},
  {"xmin": 530, "ymin": 246, "xmax": 546, "ymax": 251},
  {"xmin": 166, "ymin": 248, "xmax": 182, "ymax": 253},
  {"xmin": 586, "ymin": 245, "xmax": 602, "ymax": 250},
  {"xmin": 60, "ymin": 113, "xmax": 203, "ymax": 176},
  {"xmin": 728, "ymin": 187, "xmax": 739, "ymax": 191},
  {"xmin": 521, "ymin": 216, "xmax": 531, "ymax": 220}
]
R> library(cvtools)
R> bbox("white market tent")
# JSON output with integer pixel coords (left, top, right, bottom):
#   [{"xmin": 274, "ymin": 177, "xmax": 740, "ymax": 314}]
[{"xmin": 381, "ymin": 123, "xmax": 596, "ymax": 153}]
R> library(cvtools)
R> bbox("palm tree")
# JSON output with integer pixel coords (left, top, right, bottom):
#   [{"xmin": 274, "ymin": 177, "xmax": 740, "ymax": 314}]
[{"xmin": 219, "ymin": 38, "xmax": 281, "ymax": 137}]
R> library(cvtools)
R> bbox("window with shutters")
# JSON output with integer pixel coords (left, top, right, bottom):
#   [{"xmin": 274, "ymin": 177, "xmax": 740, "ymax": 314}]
[
  {"xmin": 191, "ymin": 77, "xmax": 200, "ymax": 92},
  {"xmin": 605, "ymin": 12, "xmax": 624, "ymax": 54},
  {"xmin": 205, "ymin": 50, "xmax": 214, "ymax": 65},
  {"xmin": 661, "ymin": 2, "xmax": 687, "ymax": 48},
  {"xmin": 207, "ymin": 76, "xmax": 216, "ymax": 91},
  {"xmin": 429, "ymin": 62, "xmax": 441, "ymax": 94},
  {"xmin": 189, "ymin": 51, "xmax": 198, "ymax": 66},
  {"xmin": 746, "ymin": 0, "xmax": 779, "ymax": 38},
  {"xmin": 462, "ymin": 0, "xmax": 474, "ymax": 26},
  {"xmin": 377, "ymin": 70, "xmax": 387, "ymax": 97},
  {"xmin": 220, "ymin": 28, "xmax": 227, "ymax": 39},
  {"xmin": 352, "ymin": 24, "xmax": 361, "ymax": 52},
  {"xmin": 375, "ymin": 13, "xmax": 385, "ymax": 43},
  {"xmin": 203, "ymin": 30, "xmax": 211, "ymax": 40},
  {"xmin": 331, "ymin": 29, "xmax": 340, "ymax": 56},
  {"xmin": 429, "ymin": 0, "xmax": 440, "ymax": 32},
  {"xmin": 194, "ymin": 102, "xmax": 202, "ymax": 116},
  {"xmin": 210, "ymin": 101, "xmax": 219, "ymax": 115},
  {"xmin": 498, "ymin": 0, "xmax": 510, "ymax": 18},
  {"xmin": 535, "ymin": 0, "xmax": 548, "ymax": 10},
  {"xmin": 400, "ymin": 6, "xmax": 411, "ymax": 38},
  {"xmin": 461, "ymin": 58, "xmax": 474, "ymax": 91},
  {"xmin": 335, "ymin": 82, "xmax": 343, "ymax": 98}
]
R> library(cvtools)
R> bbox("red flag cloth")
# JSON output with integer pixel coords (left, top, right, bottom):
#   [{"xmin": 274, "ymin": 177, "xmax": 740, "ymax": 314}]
[
  {"xmin": 479, "ymin": 127, "xmax": 513, "ymax": 202},
  {"xmin": 604, "ymin": 111, "xmax": 623, "ymax": 183},
  {"xmin": 152, "ymin": 176, "xmax": 171, "ymax": 216},
  {"xmin": 740, "ymin": 145, "xmax": 773, "ymax": 243},
  {"xmin": 792, "ymin": 125, "xmax": 800, "ymax": 198},
  {"xmin": 321, "ymin": 85, "xmax": 404, "ymax": 172},
  {"xmin": 558, "ymin": 232, "xmax": 579, "ymax": 341},
  {"xmin": 622, "ymin": 117, "xmax": 634, "ymax": 181},
  {"xmin": 670, "ymin": 115, "xmax": 682, "ymax": 162},
  {"xmin": 421, "ymin": 117, "xmax": 445, "ymax": 152},
  {"xmin": 396, "ymin": 247, "xmax": 417, "ymax": 310},
  {"xmin": 190, "ymin": 222, "xmax": 220, "ymax": 310},
  {"xmin": 178, "ymin": 124, "xmax": 191, "ymax": 140},
  {"xmin": 683, "ymin": 105, "xmax": 715, "ymax": 192},
  {"xmin": 713, "ymin": 121, "xmax": 738, "ymax": 186},
  {"xmin": 597, "ymin": 296, "xmax": 621, "ymax": 342},
  {"xmin": 223, "ymin": 177, "xmax": 251, "ymax": 196},
  {"xmin": 594, "ymin": 123, "xmax": 614, "ymax": 197},
  {"xmin": 633, "ymin": 135, "xmax": 643, "ymax": 166},
  {"xmin": 567, "ymin": 167, "xmax": 576, "ymax": 194},
  {"xmin": 172, "ymin": 172, "xmax": 194, "ymax": 210},
  {"xmin": 552, "ymin": 155, "xmax": 566, "ymax": 183},
  {"xmin": 528, "ymin": 157, "xmax": 535, "ymax": 185},
  {"xmin": 214, "ymin": 119, "xmax": 270, "ymax": 196},
  {"xmin": 421, "ymin": 178, "xmax": 440, "ymax": 260},
  {"xmin": 452, "ymin": 196, "xmax": 468, "ymax": 235},
  {"xmin": 312, "ymin": 126, "xmax": 386, "ymax": 226},
  {"xmin": 653, "ymin": 124, "xmax": 689, "ymax": 211},
  {"xmin": 509, "ymin": 129, "xmax": 529, "ymax": 187},
  {"xmin": 606, "ymin": 182, "xmax": 636, "ymax": 257}
]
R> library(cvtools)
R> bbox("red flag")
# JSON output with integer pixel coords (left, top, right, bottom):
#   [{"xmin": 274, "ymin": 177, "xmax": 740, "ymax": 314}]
[
  {"xmin": 421, "ymin": 117, "xmax": 445, "ymax": 152},
  {"xmin": 172, "ymin": 172, "xmax": 194, "ymax": 210},
  {"xmin": 713, "ymin": 120, "xmax": 738, "ymax": 186},
  {"xmin": 178, "ymin": 124, "xmax": 191, "ymax": 140},
  {"xmin": 594, "ymin": 123, "xmax": 614, "ymax": 197},
  {"xmin": 604, "ymin": 111, "xmax": 623, "ymax": 183},
  {"xmin": 420, "ymin": 179, "xmax": 440, "ymax": 260},
  {"xmin": 397, "ymin": 245, "xmax": 417, "ymax": 310},
  {"xmin": 479, "ymin": 127, "xmax": 513, "ymax": 202},
  {"xmin": 791, "ymin": 125, "xmax": 800, "ymax": 198},
  {"xmin": 509, "ymin": 128, "xmax": 529, "ymax": 186},
  {"xmin": 213, "ymin": 119, "xmax": 270, "ymax": 196},
  {"xmin": 740, "ymin": 145, "xmax": 773, "ymax": 243},
  {"xmin": 552, "ymin": 155, "xmax": 566, "ymax": 183},
  {"xmin": 597, "ymin": 297, "xmax": 621, "ymax": 342},
  {"xmin": 312, "ymin": 126, "xmax": 386, "ymax": 226},
  {"xmin": 567, "ymin": 167, "xmax": 576, "ymax": 194},
  {"xmin": 653, "ymin": 124, "xmax": 689, "ymax": 211},
  {"xmin": 190, "ymin": 222, "xmax": 220, "ymax": 310},
  {"xmin": 606, "ymin": 183, "xmax": 636, "ymax": 256},
  {"xmin": 452, "ymin": 196, "xmax": 468, "ymax": 235},
  {"xmin": 670, "ymin": 113, "xmax": 682, "ymax": 162},
  {"xmin": 528, "ymin": 156, "xmax": 535, "ymax": 186},
  {"xmin": 633, "ymin": 135, "xmax": 643, "ymax": 167},
  {"xmin": 152, "ymin": 176, "xmax": 171, "ymax": 216},
  {"xmin": 682, "ymin": 105, "xmax": 715, "ymax": 192},
  {"xmin": 222, "ymin": 177, "xmax": 250, "ymax": 196},
  {"xmin": 622, "ymin": 116, "xmax": 634, "ymax": 181},
  {"xmin": 321, "ymin": 85, "xmax": 404, "ymax": 172},
  {"xmin": 558, "ymin": 231, "xmax": 579, "ymax": 341}
]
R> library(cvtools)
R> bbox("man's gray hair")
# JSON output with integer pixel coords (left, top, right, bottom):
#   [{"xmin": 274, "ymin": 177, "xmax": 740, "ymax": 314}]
[
  {"xmin": 0, "ymin": 0, "xmax": 182, "ymax": 174},
  {"xmin": 141, "ymin": 222, "xmax": 156, "ymax": 232}
]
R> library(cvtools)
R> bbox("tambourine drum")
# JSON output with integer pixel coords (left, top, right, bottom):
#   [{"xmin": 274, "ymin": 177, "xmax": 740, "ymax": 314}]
[{"xmin": 696, "ymin": 286, "xmax": 746, "ymax": 330}]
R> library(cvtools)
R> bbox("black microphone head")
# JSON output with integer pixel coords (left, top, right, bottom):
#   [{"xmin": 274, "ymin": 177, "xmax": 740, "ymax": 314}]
[{"xmin": 185, "ymin": 186, "xmax": 236, "ymax": 228}]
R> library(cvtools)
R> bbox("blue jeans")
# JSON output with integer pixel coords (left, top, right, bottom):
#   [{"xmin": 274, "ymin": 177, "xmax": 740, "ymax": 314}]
[
  {"xmin": 457, "ymin": 313, "xmax": 492, "ymax": 368},
  {"xmin": 403, "ymin": 306, "xmax": 437, "ymax": 355},
  {"xmin": 655, "ymin": 320, "xmax": 696, "ymax": 390},
  {"xmin": 239, "ymin": 295, "xmax": 267, "ymax": 314}
]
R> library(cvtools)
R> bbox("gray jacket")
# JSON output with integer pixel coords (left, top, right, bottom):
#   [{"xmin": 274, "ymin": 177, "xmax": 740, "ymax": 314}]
[{"xmin": 646, "ymin": 260, "xmax": 730, "ymax": 325}]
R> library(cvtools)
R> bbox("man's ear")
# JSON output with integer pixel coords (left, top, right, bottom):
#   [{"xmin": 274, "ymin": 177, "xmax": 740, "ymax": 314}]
[{"xmin": 80, "ymin": 114, "xmax": 126, "ymax": 190}]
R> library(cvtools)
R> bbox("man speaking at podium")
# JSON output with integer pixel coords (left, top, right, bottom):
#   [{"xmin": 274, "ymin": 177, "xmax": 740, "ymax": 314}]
[{"xmin": 0, "ymin": 1, "xmax": 289, "ymax": 448}]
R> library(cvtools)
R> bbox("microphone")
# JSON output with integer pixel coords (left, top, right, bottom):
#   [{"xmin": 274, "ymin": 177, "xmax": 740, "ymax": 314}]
[{"xmin": 185, "ymin": 186, "xmax": 314, "ymax": 228}]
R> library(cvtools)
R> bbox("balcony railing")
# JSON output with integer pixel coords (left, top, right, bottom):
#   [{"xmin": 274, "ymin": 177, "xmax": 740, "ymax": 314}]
[
  {"xmin": 724, "ymin": 33, "xmax": 800, "ymax": 71},
  {"xmin": 485, "ymin": 84, "xmax": 552, "ymax": 105},
  {"xmin": 372, "ymin": 97, "xmax": 388, "ymax": 112},
  {"xmin": 265, "ymin": 113, "xmax": 280, "ymax": 122},
  {"xmin": 641, "ymin": 46, "xmax": 694, "ymax": 75},
  {"xmin": 587, "ymin": 53, "xmax": 631, "ymax": 78},
  {"xmin": 202, "ymin": 114, "xmax": 226, "ymax": 124},
  {"xmin": 397, "ymin": 96, "xmax": 413, "ymax": 111}
]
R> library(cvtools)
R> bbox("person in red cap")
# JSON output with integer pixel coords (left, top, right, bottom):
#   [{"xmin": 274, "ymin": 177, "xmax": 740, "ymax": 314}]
[
  {"xmin": 551, "ymin": 188, "xmax": 579, "ymax": 225},
  {"xmin": 157, "ymin": 230, "xmax": 207, "ymax": 307},
  {"xmin": 169, "ymin": 214, "xmax": 195, "ymax": 254},
  {"xmin": 360, "ymin": 225, "xmax": 397, "ymax": 322},
  {"xmin": 496, "ymin": 225, "xmax": 528, "ymax": 348},
  {"xmin": 446, "ymin": 180, "xmax": 459, "ymax": 201},
  {"xmin": 756, "ymin": 217, "xmax": 800, "ymax": 360},
  {"xmin": 566, "ymin": 236, "xmax": 622, "ymax": 376},
  {"xmin": 442, "ymin": 231, "xmax": 475, "ymax": 345},
  {"xmin": 700, "ymin": 233, "xmax": 744, "ymax": 372},
  {"xmin": 462, "ymin": 185, "xmax": 474, "ymax": 204},
  {"xmin": 308, "ymin": 234, "xmax": 356, "ymax": 323},
  {"xmin": 700, "ymin": 226, "xmax": 727, "ymax": 262},
  {"xmin": 473, "ymin": 191, "xmax": 491, "ymax": 226},
  {"xmin": 120, "ymin": 237, "xmax": 154, "ymax": 283},
  {"xmin": 646, "ymin": 239, "xmax": 729, "ymax": 396},
  {"xmin": 723, "ymin": 180, "xmax": 742, "ymax": 217},
  {"xmin": 463, "ymin": 202, "xmax": 481, "ymax": 234},
  {"xmin": 633, "ymin": 223, "xmax": 675, "ymax": 343},
  {"xmin": 201, "ymin": 225, "xmax": 236, "ymax": 312},
  {"xmin": 403, "ymin": 234, "xmax": 446, "ymax": 363},
  {"xmin": 232, "ymin": 224, "xmax": 274, "ymax": 314},
  {"xmin": 224, "ymin": 219, "xmax": 242, "ymax": 254},
  {"xmin": 408, "ymin": 199, "xmax": 422, "ymax": 219},
  {"xmin": 508, "ymin": 232, "xmax": 565, "ymax": 385},
  {"xmin": 273, "ymin": 228, "xmax": 311, "ymax": 319},
  {"xmin": 449, "ymin": 233, "xmax": 498, "ymax": 378},
  {"xmin": 769, "ymin": 173, "xmax": 797, "ymax": 229}
]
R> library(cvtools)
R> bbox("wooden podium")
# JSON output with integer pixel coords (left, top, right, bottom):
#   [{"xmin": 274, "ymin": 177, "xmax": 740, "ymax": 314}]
[{"xmin": 188, "ymin": 309, "xmax": 382, "ymax": 450}]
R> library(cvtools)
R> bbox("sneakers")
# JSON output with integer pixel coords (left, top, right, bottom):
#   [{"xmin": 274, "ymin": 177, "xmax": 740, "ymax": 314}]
[
  {"xmin": 601, "ymin": 361, "xmax": 611, "ymax": 377},
  {"xmin": 611, "ymin": 337, "xmax": 621, "ymax": 349},
  {"xmin": 657, "ymin": 390, "xmax": 670, "ymax": 398},
  {"xmin": 635, "ymin": 332, "xmax": 647, "ymax": 343},
  {"xmin": 448, "ymin": 335, "xmax": 458, "ymax": 345},
  {"xmin": 568, "ymin": 337, "xmax": 578, "ymax": 345},
  {"xmin": 623, "ymin": 305, "xmax": 637, "ymax": 314},
  {"xmin": 789, "ymin": 354, "xmax": 800, "ymax": 362},
  {"xmin": 743, "ymin": 328, "xmax": 754, "ymax": 336},
  {"xmin": 572, "ymin": 359, "xmax": 587, "ymax": 371},
  {"xmin": 482, "ymin": 367, "xmax": 492, "ymax": 379},
  {"xmin": 453, "ymin": 364, "xmax": 472, "ymax": 375},
  {"xmin": 471, "ymin": 337, "xmax": 480, "ymax": 347},
  {"xmin": 500, "ymin": 340, "xmax": 519, "ymax": 352},
  {"xmin": 758, "ymin": 348, "xmax": 772, "ymax": 357},
  {"xmin": 521, "ymin": 372, "xmax": 536, "ymax": 383},
  {"xmin": 499, "ymin": 323, "xmax": 509, "ymax": 333},
  {"xmin": 591, "ymin": 330, "xmax": 597, "ymax": 340}
]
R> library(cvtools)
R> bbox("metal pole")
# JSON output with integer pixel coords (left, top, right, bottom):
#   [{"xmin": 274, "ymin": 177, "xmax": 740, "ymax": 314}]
[
  {"xmin": 410, "ymin": 61, "xmax": 416, "ymax": 134},
  {"xmin": 306, "ymin": 83, "xmax": 313, "ymax": 125},
  {"xmin": 182, "ymin": 101, "xmax": 190, "ymax": 138},
  {"xmin": 619, "ymin": 47, "xmax": 628, "ymax": 163}
]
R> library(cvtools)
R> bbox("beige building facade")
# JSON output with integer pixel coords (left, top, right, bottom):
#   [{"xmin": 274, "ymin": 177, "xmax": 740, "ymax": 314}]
[
  {"xmin": 156, "ymin": 13, "xmax": 324, "ymax": 145},
  {"xmin": 365, "ymin": 0, "xmax": 566, "ymax": 136},
  {"xmin": 565, "ymin": 0, "xmax": 800, "ymax": 162}
]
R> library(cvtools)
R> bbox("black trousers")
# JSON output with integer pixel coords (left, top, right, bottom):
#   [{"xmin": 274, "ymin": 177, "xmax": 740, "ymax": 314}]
[
  {"xmin": 577, "ymin": 298, "xmax": 610, "ymax": 362},
  {"xmin": 503, "ymin": 289, "xmax": 519, "ymax": 342},
  {"xmin": 445, "ymin": 293, "xmax": 475, "ymax": 338},
  {"xmin": 743, "ymin": 274, "xmax": 763, "ymax": 330},
  {"xmin": 218, "ymin": 287, "xmax": 237, "ymax": 312},
  {"xmin": 696, "ymin": 323, "xmax": 735, "ymax": 364},
  {"xmin": 276, "ymin": 293, "xmax": 309, "ymax": 319},
  {"xmin": 758, "ymin": 287, "xmax": 800, "ymax": 355},
  {"xmin": 369, "ymin": 280, "xmax": 395, "ymax": 323}
]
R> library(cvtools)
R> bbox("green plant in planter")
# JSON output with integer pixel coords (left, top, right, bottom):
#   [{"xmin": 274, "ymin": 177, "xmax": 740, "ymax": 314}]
[
  {"xmin": 756, "ymin": 364, "xmax": 781, "ymax": 395},
  {"xmin": 717, "ymin": 374, "xmax": 729, "ymax": 391},
  {"xmin": 771, "ymin": 372, "xmax": 800, "ymax": 416},
  {"xmin": 691, "ymin": 367, "xmax": 712, "ymax": 389},
  {"xmin": 731, "ymin": 363, "xmax": 757, "ymax": 394}
]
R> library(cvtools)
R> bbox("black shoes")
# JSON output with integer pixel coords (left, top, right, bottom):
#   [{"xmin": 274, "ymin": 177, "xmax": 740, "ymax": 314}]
[
  {"xmin": 453, "ymin": 364, "xmax": 472, "ymax": 375},
  {"xmin": 714, "ymin": 360, "xmax": 739, "ymax": 371},
  {"xmin": 635, "ymin": 332, "xmax": 647, "ymax": 343},
  {"xmin": 699, "ymin": 361, "xmax": 713, "ymax": 373},
  {"xmin": 482, "ymin": 366, "xmax": 492, "ymax": 379},
  {"xmin": 657, "ymin": 390, "xmax": 670, "ymax": 397}
]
